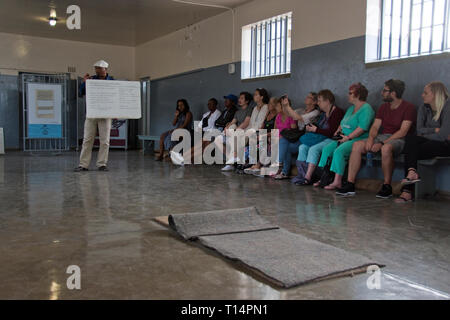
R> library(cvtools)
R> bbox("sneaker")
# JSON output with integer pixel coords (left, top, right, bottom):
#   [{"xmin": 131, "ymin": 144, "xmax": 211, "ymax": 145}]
[
  {"xmin": 336, "ymin": 182, "xmax": 356, "ymax": 196},
  {"xmin": 73, "ymin": 166, "xmax": 88, "ymax": 172},
  {"xmin": 98, "ymin": 166, "xmax": 108, "ymax": 171},
  {"xmin": 221, "ymin": 164, "xmax": 235, "ymax": 171},
  {"xmin": 170, "ymin": 151, "xmax": 185, "ymax": 166},
  {"xmin": 376, "ymin": 184, "xmax": 393, "ymax": 199},
  {"xmin": 226, "ymin": 157, "xmax": 240, "ymax": 165}
]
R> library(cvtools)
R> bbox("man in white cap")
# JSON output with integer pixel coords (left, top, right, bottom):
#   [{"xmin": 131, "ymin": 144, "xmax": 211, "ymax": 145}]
[{"xmin": 74, "ymin": 60, "xmax": 114, "ymax": 172}]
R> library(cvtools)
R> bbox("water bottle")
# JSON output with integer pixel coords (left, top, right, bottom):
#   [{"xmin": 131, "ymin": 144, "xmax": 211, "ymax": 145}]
[{"xmin": 366, "ymin": 152, "xmax": 373, "ymax": 167}]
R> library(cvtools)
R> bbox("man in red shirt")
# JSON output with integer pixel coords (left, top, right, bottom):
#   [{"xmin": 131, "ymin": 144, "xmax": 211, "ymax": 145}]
[{"xmin": 337, "ymin": 79, "xmax": 417, "ymax": 198}]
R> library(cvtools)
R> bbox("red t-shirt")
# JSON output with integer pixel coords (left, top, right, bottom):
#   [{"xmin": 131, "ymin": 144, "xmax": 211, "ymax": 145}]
[{"xmin": 376, "ymin": 100, "xmax": 417, "ymax": 134}]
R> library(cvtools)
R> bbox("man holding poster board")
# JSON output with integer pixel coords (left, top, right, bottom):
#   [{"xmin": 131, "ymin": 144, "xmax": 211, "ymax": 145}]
[
  {"xmin": 75, "ymin": 60, "xmax": 114, "ymax": 172},
  {"xmin": 75, "ymin": 60, "xmax": 142, "ymax": 172}
]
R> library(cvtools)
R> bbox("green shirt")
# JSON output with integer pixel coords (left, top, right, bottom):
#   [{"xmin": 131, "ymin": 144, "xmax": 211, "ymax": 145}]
[{"xmin": 340, "ymin": 103, "xmax": 375, "ymax": 139}]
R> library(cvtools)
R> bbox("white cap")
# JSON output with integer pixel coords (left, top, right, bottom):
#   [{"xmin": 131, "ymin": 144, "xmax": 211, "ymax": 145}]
[{"xmin": 93, "ymin": 60, "xmax": 109, "ymax": 68}]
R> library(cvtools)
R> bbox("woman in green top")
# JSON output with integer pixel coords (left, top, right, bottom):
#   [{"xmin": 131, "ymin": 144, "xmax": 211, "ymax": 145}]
[{"xmin": 316, "ymin": 83, "xmax": 375, "ymax": 189}]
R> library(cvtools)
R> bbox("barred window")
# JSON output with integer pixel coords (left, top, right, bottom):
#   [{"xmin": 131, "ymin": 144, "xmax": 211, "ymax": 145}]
[
  {"xmin": 366, "ymin": 0, "xmax": 450, "ymax": 62},
  {"xmin": 241, "ymin": 12, "xmax": 292, "ymax": 79}
]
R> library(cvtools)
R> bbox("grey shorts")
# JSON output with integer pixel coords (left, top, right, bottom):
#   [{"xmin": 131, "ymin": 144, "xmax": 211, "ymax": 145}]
[{"xmin": 373, "ymin": 134, "xmax": 405, "ymax": 156}]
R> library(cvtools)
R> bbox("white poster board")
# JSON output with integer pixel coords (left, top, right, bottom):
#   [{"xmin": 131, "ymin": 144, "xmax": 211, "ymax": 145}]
[
  {"xmin": 86, "ymin": 80, "xmax": 141, "ymax": 119},
  {"xmin": 27, "ymin": 83, "xmax": 63, "ymax": 138}
]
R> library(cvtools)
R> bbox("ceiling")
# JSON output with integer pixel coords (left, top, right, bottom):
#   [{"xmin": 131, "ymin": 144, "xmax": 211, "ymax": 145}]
[{"xmin": 0, "ymin": 0, "xmax": 251, "ymax": 46}]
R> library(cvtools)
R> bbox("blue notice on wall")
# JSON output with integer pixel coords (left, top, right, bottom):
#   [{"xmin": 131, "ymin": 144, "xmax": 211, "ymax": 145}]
[{"xmin": 28, "ymin": 124, "xmax": 62, "ymax": 138}]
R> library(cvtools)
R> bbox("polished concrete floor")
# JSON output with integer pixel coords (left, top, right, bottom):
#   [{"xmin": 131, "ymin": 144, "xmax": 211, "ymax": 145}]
[{"xmin": 0, "ymin": 150, "xmax": 449, "ymax": 299}]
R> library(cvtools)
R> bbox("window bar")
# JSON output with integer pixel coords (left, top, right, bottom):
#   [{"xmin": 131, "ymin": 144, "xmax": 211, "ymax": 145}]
[
  {"xmin": 443, "ymin": 0, "xmax": 450, "ymax": 50},
  {"xmin": 274, "ymin": 19, "xmax": 278, "ymax": 74},
  {"xmin": 250, "ymin": 26, "xmax": 254, "ymax": 77},
  {"xmin": 399, "ymin": 0, "xmax": 404, "ymax": 57},
  {"xmin": 378, "ymin": 0, "xmax": 385, "ymax": 60},
  {"xmin": 388, "ymin": 0, "xmax": 394, "ymax": 59},
  {"xmin": 418, "ymin": 0, "xmax": 425, "ymax": 54},
  {"xmin": 259, "ymin": 23, "xmax": 263, "ymax": 77},
  {"xmin": 278, "ymin": 17, "xmax": 282, "ymax": 74},
  {"xmin": 264, "ymin": 21, "xmax": 268, "ymax": 76},
  {"xmin": 253, "ymin": 25, "xmax": 257, "ymax": 77},
  {"xmin": 283, "ymin": 16, "xmax": 288, "ymax": 73},
  {"xmin": 268, "ymin": 21, "xmax": 272, "ymax": 75},
  {"xmin": 408, "ymin": 0, "xmax": 414, "ymax": 55},
  {"xmin": 430, "ymin": 0, "xmax": 436, "ymax": 52}
]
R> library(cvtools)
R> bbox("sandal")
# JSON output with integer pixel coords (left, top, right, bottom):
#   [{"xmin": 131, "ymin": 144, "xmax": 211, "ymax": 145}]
[
  {"xmin": 295, "ymin": 178, "xmax": 312, "ymax": 186},
  {"xmin": 401, "ymin": 168, "xmax": 421, "ymax": 185},
  {"xmin": 274, "ymin": 173, "xmax": 290, "ymax": 180},
  {"xmin": 395, "ymin": 189, "xmax": 414, "ymax": 203}
]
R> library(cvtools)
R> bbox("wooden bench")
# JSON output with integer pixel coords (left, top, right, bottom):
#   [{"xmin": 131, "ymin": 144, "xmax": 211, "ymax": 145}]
[
  {"xmin": 137, "ymin": 135, "xmax": 160, "ymax": 155},
  {"xmin": 363, "ymin": 154, "xmax": 450, "ymax": 198}
]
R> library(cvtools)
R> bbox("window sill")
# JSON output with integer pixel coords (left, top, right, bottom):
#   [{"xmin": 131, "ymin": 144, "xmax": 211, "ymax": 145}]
[
  {"xmin": 241, "ymin": 73, "xmax": 291, "ymax": 82},
  {"xmin": 365, "ymin": 51, "xmax": 450, "ymax": 68}
]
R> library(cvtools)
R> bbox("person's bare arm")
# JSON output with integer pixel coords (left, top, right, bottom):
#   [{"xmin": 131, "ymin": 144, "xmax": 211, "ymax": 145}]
[
  {"xmin": 365, "ymin": 119, "xmax": 382, "ymax": 152},
  {"xmin": 383, "ymin": 120, "xmax": 413, "ymax": 143},
  {"xmin": 238, "ymin": 116, "xmax": 251, "ymax": 130},
  {"xmin": 340, "ymin": 127, "xmax": 365, "ymax": 143}
]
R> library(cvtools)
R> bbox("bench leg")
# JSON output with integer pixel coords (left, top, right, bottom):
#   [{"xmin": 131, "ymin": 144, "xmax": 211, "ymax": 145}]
[
  {"xmin": 415, "ymin": 164, "xmax": 437, "ymax": 199},
  {"xmin": 142, "ymin": 140, "xmax": 156, "ymax": 155}
]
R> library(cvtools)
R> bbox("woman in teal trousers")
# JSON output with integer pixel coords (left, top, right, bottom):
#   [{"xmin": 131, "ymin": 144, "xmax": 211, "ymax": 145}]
[{"xmin": 315, "ymin": 83, "xmax": 375, "ymax": 189}]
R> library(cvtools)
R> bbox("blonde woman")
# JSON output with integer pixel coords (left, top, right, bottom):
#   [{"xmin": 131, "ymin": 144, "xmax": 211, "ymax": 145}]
[{"xmin": 397, "ymin": 81, "xmax": 450, "ymax": 202}]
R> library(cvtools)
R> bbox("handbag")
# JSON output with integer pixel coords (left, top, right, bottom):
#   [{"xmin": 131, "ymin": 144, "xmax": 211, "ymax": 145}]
[
  {"xmin": 281, "ymin": 128, "xmax": 305, "ymax": 143},
  {"xmin": 299, "ymin": 132, "xmax": 327, "ymax": 146}
]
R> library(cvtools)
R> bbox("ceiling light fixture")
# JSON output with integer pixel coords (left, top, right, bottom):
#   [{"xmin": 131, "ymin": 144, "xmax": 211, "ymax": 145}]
[{"xmin": 48, "ymin": 8, "xmax": 58, "ymax": 26}]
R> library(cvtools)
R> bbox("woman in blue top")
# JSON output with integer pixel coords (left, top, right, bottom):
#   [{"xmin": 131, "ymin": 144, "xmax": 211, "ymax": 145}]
[
  {"xmin": 316, "ymin": 83, "xmax": 375, "ymax": 189},
  {"xmin": 156, "ymin": 99, "xmax": 193, "ymax": 161}
]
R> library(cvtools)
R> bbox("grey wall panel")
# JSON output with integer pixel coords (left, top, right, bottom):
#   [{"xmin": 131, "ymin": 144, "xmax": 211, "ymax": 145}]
[
  {"xmin": 0, "ymin": 75, "xmax": 19, "ymax": 149},
  {"xmin": 149, "ymin": 36, "xmax": 450, "ymax": 191}
]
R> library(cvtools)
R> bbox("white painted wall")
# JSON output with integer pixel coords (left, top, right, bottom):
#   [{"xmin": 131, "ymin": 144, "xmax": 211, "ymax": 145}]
[
  {"xmin": 0, "ymin": 32, "xmax": 135, "ymax": 80},
  {"xmin": 136, "ymin": 0, "xmax": 366, "ymax": 80}
]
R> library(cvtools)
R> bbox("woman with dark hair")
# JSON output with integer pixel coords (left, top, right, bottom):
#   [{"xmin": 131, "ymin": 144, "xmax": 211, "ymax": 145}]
[
  {"xmin": 290, "ymin": 89, "xmax": 344, "ymax": 183},
  {"xmin": 249, "ymin": 88, "xmax": 270, "ymax": 130},
  {"xmin": 156, "ymin": 99, "xmax": 193, "ymax": 161},
  {"xmin": 315, "ymin": 83, "xmax": 375, "ymax": 189}
]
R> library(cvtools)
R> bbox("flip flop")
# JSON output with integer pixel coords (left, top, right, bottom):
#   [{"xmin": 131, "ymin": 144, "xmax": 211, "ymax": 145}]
[{"xmin": 401, "ymin": 177, "xmax": 421, "ymax": 185}]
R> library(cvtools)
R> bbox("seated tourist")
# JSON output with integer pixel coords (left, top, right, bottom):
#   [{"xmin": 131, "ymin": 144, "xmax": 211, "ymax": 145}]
[
  {"xmin": 336, "ymin": 79, "xmax": 417, "ymax": 198},
  {"xmin": 397, "ymin": 81, "xmax": 450, "ymax": 202},
  {"xmin": 215, "ymin": 92, "xmax": 254, "ymax": 171},
  {"xmin": 315, "ymin": 83, "xmax": 375, "ymax": 190},
  {"xmin": 244, "ymin": 97, "xmax": 278, "ymax": 174},
  {"xmin": 248, "ymin": 88, "xmax": 270, "ymax": 131},
  {"xmin": 291, "ymin": 89, "xmax": 344, "ymax": 185},
  {"xmin": 272, "ymin": 98, "xmax": 298, "ymax": 179},
  {"xmin": 156, "ymin": 99, "xmax": 193, "ymax": 161},
  {"xmin": 214, "ymin": 94, "xmax": 238, "ymax": 132},
  {"xmin": 170, "ymin": 98, "xmax": 222, "ymax": 165},
  {"xmin": 276, "ymin": 92, "xmax": 321, "ymax": 178}
]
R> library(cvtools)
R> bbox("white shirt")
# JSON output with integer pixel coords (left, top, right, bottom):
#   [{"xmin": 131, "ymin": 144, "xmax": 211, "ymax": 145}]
[
  {"xmin": 196, "ymin": 109, "xmax": 222, "ymax": 132},
  {"xmin": 295, "ymin": 108, "xmax": 320, "ymax": 130},
  {"xmin": 249, "ymin": 104, "xmax": 268, "ymax": 130}
]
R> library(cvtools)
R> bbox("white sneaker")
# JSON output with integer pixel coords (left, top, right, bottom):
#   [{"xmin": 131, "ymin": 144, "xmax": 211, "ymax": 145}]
[
  {"xmin": 225, "ymin": 157, "xmax": 240, "ymax": 165},
  {"xmin": 221, "ymin": 164, "xmax": 235, "ymax": 171},
  {"xmin": 170, "ymin": 151, "xmax": 185, "ymax": 166}
]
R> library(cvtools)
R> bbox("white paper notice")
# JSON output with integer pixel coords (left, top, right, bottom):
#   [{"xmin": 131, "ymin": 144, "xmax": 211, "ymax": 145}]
[{"xmin": 86, "ymin": 80, "xmax": 142, "ymax": 119}]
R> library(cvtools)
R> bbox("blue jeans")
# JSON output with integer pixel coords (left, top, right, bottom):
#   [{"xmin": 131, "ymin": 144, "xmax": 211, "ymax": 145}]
[
  {"xmin": 297, "ymin": 138, "xmax": 333, "ymax": 165},
  {"xmin": 279, "ymin": 137, "xmax": 301, "ymax": 175}
]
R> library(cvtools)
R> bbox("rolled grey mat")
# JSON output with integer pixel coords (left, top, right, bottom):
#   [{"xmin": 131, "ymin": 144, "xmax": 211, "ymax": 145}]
[
  {"xmin": 168, "ymin": 207, "xmax": 382, "ymax": 288},
  {"xmin": 168, "ymin": 206, "xmax": 279, "ymax": 240}
]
